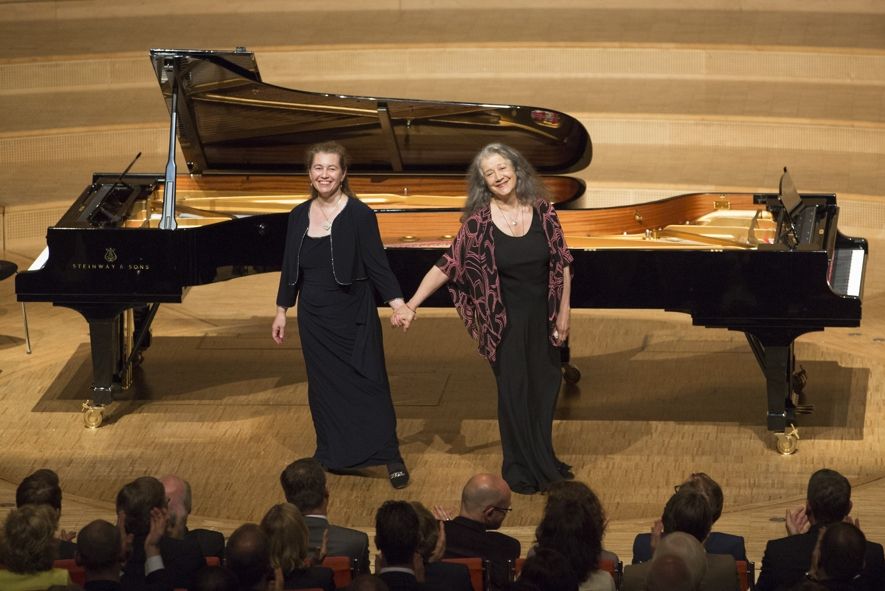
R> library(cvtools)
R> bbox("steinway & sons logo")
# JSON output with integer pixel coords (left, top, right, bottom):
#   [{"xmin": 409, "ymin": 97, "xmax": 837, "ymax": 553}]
[{"xmin": 70, "ymin": 247, "xmax": 151, "ymax": 271}]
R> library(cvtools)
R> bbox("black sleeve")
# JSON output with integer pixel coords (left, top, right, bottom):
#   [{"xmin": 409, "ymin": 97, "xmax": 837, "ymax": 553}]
[
  {"xmin": 356, "ymin": 206, "xmax": 402, "ymax": 302},
  {"xmin": 276, "ymin": 212, "xmax": 300, "ymax": 308}
]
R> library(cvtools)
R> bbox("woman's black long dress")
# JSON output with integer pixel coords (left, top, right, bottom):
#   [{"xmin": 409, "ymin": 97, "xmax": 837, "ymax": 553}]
[
  {"xmin": 491, "ymin": 214, "xmax": 563, "ymax": 494},
  {"xmin": 297, "ymin": 234, "xmax": 402, "ymax": 470}
]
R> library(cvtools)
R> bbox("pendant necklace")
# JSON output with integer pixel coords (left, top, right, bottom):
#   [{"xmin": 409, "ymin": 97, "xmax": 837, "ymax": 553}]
[
  {"xmin": 317, "ymin": 193, "xmax": 343, "ymax": 231},
  {"xmin": 495, "ymin": 200, "xmax": 522, "ymax": 235}
]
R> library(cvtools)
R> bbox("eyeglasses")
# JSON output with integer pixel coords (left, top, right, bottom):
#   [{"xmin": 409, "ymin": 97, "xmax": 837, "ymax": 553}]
[{"xmin": 490, "ymin": 506, "xmax": 513, "ymax": 514}]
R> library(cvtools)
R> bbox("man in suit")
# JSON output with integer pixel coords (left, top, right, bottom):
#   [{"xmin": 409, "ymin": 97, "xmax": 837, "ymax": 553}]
[
  {"xmin": 16, "ymin": 468, "xmax": 77, "ymax": 559},
  {"xmin": 375, "ymin": 501, "xmax": 424, "ymax": 591},
  {"xmin": 280, "ymin": 457, "xmax": 370, "ymax": 573},
  {"xmin": 116, "ymin": 476, "xmax": 206, "ymax": 590},
  {"xmin": 622, "ymin": 488, "xmax": 739, "ymax": 591},
  {"xmin": 160, "ymin": 474, "xmax": 225, "ymax": 561},
  {"xmin": 439, "ymin": 473, "xmax": 520, "ymax": 591},
  {"xmin": 756, "ymin": 468, "xmax": 885, "ymax": 591},
  {"xmin": 632, "ymin": 472, "xmax": 746, "ymax": 563}
]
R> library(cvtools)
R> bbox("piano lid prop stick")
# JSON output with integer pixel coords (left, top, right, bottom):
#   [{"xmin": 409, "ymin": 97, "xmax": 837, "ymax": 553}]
[{"xmin": 159, "ymin": 81, "xmax": 178, "ymax": 230}]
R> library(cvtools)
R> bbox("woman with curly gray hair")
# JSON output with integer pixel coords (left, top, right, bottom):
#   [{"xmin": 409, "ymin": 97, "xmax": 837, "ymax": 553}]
[{"xmin": 396, "ymin": 143, "xmax": 574, "ymax": 495}]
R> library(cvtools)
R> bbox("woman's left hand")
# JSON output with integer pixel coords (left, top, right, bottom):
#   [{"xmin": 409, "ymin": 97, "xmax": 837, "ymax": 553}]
[{"xmin": 553, "ymin": 316, "xmax": 569, "ymax": 346}]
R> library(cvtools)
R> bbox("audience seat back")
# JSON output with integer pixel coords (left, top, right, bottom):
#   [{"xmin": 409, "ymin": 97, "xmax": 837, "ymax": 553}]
[
  {"xmin": 736, "ymin": 559, "xmax": 755, "ymax": 591},
  {"xmin": 322, "ymin": 554, "xmax": 355, "ymax": 589},
  {"xmin": 442, "ymin": 556, "xmax": 487, "ymax": 591}
]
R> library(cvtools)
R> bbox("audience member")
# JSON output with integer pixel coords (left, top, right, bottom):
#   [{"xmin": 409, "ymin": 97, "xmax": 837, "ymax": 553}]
[
  {"xmin": 225, "ymin": 523, "xmax": 272, "ymax": 591},
  {"xmin": 349, "ymin": 574, "xmax": 391, "ymax": 591},
  {"xmin": 622, "ymin": 488, "xmax": 738, "ymax": 591},
  {"xmin": 116, "ymin": 476, "xmax": 205, "ymax": 590},
  {"xmin": 438, "ymin": 473, "xmax": 520, "ymax": 591},
  {"xmin": 16, "ymin": 468, "xmax": 77, "ymax": 559},
  {"xmin": 374, "ymin": 501, "xmax": 423, "ymax": 591},
  {"xmin": 410, "ymin": 502, "xmax": 471, "ymax": 591},
  {"xmin": 757, "ymin": 468, "xmax": 885, "ymax": 591},
  {"xmin": 0, "ymin": 504, "xmax": 71, "ymax": 590},
  {"xmin": 259, "ymin": 503, "xmax": 334, "ymax": 590},
  {"xmin": 76, "ymin": 516, "xmax": 170, "ymax": 591},
  {"xmin": 534, "ymin": 481, "xmax": 615, "ymax": 591},
  {"xmin": 645, "ymin": 532, "xmax": 707, "ymax": 591},
  {"xmin": 811, "ymin": 522, "xmax": 867, "ymax": 590},
  {"xmin": 280, "ymin": 458, "xmax": 370, "ymax": 573},
  {"xmin": 160, "ymin": 474, "xmax": 225, "ymax": 561},
  {"xmin": 192, "ymin": 565, "xmax": 239, "ymax": 591},
  {"xmin": 632, "ymin": 473, "xmax": 746, "ymax": 563},
  {"xmin": 516, "ymin": 547, "xmax": 579, "ymax": 591}
]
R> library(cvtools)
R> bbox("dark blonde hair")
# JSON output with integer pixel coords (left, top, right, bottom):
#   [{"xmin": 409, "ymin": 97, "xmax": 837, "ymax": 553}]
[
  {"xmin": 304, "ymin": 141, "xmax": 357, "ymax": 200},
  {"xmin": 0, "ymin": 504, "xmax": 59, "ymax": 573},
  {"xmin": 260, "ymin": 503, "xmax": 310, "ymax": 573},
  {"xmin": 463, "ymin": 143, "xmax": 548, "ymax": 221},
  {"xmin": 410, "ymin": 501, "xmax": 439, "ymax": 561}
]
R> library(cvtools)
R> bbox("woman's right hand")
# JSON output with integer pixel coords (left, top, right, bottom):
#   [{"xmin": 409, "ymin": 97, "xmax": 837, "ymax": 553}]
[
  {"xmin": 272, "ymin": 310, "xmax": 286, "ymax": 344},
  {"xmin": 391, "ymin": 303, "xmax": 416, "ymax": 332}
]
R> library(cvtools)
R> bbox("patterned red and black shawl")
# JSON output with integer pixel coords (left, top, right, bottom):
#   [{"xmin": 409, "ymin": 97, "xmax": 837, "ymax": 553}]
[{"xmin": 436, "ymin": 198, "xmax": 573, "ymax": 361}]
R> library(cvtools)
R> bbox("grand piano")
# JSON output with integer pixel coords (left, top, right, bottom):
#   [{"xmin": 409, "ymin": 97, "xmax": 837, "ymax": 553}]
[{"xmin": 16, "ymin": 49, "xmax": 867, "ymax": 451}]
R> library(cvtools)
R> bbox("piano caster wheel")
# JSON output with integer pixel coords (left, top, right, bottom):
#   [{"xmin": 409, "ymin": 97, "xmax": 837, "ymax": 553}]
[
  {"xmin": 775, "ymin": 424, "xmax": 800, "ymax": 455},
  {"xmin": 81, "ymin": 401, "xmax": 105, "ymax": 429},
  {"xmin": 562, "ymin": 363, "xmax": 581, "ymax": 384}
]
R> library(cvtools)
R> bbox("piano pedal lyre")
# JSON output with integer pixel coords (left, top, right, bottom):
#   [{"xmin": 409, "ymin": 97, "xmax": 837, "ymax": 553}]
[{"xmin": 775, "ymin": 424, "xmax": 800, "ymax": 455}]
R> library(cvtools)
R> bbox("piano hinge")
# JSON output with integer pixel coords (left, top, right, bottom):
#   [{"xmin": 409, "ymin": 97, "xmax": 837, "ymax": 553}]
[{"xmin": 714, "ymin": 196, "xmax": 731, "ymax": 210}]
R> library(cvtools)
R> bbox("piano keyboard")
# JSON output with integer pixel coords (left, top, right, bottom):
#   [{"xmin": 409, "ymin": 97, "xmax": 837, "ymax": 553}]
[{"xmin": 830, "ymin": 247, "xmax": 865, "ymax": 297}]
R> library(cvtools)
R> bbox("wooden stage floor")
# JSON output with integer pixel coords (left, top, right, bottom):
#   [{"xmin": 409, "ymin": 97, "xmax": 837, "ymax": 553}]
[{"xmin": 1, "ymin": 227, "xmax": 885, "ymax": 568}]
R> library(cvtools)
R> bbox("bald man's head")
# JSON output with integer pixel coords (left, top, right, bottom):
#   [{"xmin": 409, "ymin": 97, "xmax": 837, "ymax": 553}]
[{"xmin": 460, "ymin": 473, "xmax": 512, "ymax": 529}]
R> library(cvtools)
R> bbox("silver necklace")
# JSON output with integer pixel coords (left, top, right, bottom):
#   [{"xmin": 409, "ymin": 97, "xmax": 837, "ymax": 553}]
[
  {"xmin": 316, "ymin": 194, "xmax": 343, "ymax": 231},
  {"xmin": 494, "ymin": 200, "xmax": 522, "ymax": 235}
]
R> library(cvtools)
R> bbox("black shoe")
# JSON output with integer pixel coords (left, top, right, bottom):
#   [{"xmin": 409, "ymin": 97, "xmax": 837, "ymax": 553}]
[
  {"xmin": 387, "ymin": 464, "xmax": 410, "ymax": 489},
  {"xmin": 555, "ymin": 460, "xmax": 574, "ymax": 480}
]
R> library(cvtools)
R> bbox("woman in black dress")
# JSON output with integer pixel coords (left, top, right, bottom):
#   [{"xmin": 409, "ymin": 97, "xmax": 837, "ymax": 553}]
[
  {"xmin": 393, "ymin": 143, "xmax": 573, "ymax": 495},
  {"xmin": 272, "ymin": 141, "xmax": 410, "ymax": 489}
]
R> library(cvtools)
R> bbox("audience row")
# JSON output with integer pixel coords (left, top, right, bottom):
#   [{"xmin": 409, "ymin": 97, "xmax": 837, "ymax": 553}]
[{"xmin": 0, "ymin": 462, "xmax": 882, "ymax": 591}]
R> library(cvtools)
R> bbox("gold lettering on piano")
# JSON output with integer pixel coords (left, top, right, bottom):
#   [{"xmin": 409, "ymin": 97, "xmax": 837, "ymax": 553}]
[{"xmin": 70, "ymin": 263, "xmax": 151, "ymax": 271}]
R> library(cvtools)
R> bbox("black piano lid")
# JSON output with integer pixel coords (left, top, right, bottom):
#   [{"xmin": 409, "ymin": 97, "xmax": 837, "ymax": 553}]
[{"xmin": 150, "ymin": 48, "xmax": 592, "ymax": 176}]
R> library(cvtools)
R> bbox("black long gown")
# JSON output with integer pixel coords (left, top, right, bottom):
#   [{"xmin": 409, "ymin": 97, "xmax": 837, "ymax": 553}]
[
  {"xmin": 491, "ymin": 214, "xmax": 564, "ymax": 494},
  {"xmin": 297, "ymin": 235, "xmax": 402, "ymax": 470}
]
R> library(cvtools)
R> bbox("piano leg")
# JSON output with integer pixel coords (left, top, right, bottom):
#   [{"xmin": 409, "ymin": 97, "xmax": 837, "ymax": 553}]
[
  {"xmin": 744, "ymin": 330, "xmax": 807, "ymax": 432},
  {"xmin": 63, "ymin": 304, "xmax": 131, "ymax": 407}
]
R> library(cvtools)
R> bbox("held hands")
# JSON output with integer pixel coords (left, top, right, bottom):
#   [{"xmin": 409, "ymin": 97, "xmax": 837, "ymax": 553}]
[{"xmin": 390, "ymin": 302, "xmax": 417, "ymax": 332}]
